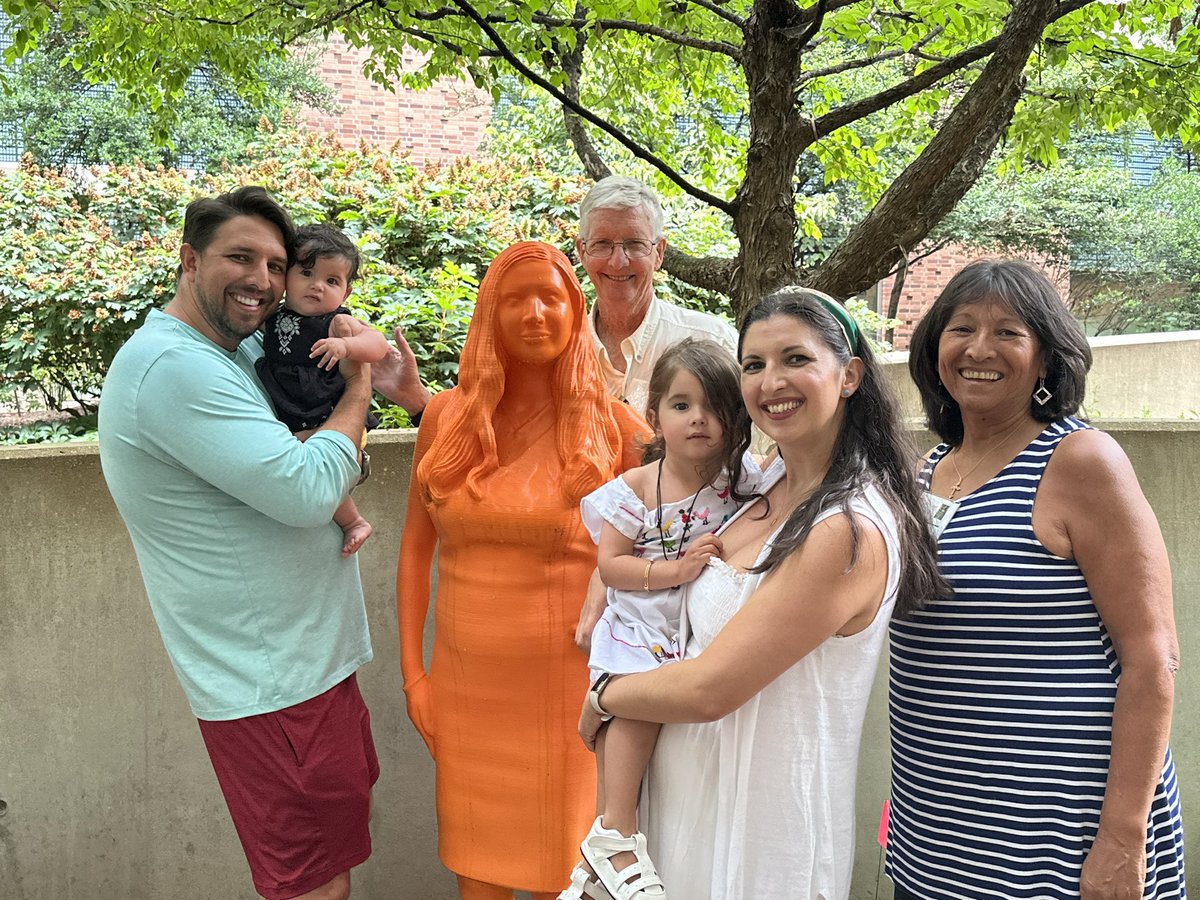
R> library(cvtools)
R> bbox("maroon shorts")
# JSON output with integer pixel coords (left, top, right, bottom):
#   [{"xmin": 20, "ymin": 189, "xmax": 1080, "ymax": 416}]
[{"xmin": 197, "ymin": 673, "xmax": 380, "ymax": 900}]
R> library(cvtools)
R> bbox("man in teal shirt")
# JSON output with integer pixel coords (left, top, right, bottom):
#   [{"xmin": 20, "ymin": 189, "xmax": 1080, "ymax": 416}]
[{"xmin": 100, "ymin": 187, "xmax": 378, "ymax": 900}]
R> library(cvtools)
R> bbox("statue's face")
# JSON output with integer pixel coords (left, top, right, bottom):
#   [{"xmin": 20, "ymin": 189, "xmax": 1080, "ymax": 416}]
[{"xmin": 495, "ymin": 259, "xmax": 576, "ymax": 366}]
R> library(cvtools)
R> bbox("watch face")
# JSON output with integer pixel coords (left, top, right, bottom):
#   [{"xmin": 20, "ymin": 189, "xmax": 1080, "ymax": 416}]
[{"xmin": 357, "ymin": 449, "xmax": 372, "ymax": 485}]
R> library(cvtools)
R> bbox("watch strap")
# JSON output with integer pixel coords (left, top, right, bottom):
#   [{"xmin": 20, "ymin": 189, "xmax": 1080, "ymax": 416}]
[{"xmin": 589, "ymin": 673, "xmax": 614, "ymax": 722}]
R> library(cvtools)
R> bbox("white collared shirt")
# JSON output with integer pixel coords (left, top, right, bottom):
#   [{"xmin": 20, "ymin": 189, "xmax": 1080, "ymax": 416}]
[{"xmin": 588, "ymin": 297, "xmax": 739, "ymax": 418}]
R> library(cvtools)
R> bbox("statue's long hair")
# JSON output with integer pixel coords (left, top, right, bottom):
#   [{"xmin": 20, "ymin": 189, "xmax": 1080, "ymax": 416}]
[{"xmin": 419, "ymin": 241, "xmax": 624, "ymax": 505}]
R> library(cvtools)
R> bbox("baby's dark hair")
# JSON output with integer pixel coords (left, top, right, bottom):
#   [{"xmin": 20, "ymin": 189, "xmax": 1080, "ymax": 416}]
[
  {"xmin": 642, "ymin": 338, "xmax": 752, "ymax": 494},
  {"xmin": 293, "ymin": 224, "xmax": 360, "ymax": 282}
]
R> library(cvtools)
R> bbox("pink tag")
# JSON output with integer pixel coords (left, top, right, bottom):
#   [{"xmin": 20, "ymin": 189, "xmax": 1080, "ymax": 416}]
[{"xmin": 877, "ymin": 799, "xmax": 890, "ymax": 848}]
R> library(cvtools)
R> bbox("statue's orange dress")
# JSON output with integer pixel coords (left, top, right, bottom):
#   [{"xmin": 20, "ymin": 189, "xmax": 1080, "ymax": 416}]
[{"xmin": 401, "ymin": 388, "xmax": 644, "ymax": 891}]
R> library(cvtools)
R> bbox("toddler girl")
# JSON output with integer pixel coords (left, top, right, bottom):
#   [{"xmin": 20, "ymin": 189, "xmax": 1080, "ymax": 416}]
[{"xmin": 562, "ymin": 338, "xmax": 764, "ymax": 900}]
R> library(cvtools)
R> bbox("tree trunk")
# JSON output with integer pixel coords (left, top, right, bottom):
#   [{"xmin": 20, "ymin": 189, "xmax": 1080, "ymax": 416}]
[{"xmin": 729, "ymin": 0, "xmax": 809, "ymax": 320}]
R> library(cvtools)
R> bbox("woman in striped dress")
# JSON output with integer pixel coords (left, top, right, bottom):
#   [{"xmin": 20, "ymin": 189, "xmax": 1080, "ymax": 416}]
[{"xmin": 888, "ymin": 260, "xmax": 1186, "ymax": 899}]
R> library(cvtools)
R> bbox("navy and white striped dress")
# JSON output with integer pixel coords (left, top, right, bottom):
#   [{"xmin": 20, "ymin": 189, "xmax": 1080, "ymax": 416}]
[{"xmin": 887, "ymin": 417, "xmax": 1186, "ymax": 899}]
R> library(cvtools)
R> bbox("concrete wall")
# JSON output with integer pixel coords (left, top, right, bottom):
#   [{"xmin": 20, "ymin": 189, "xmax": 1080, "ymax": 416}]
[
  {"xmin": 882, "ymin": 330, "xmax": 1200, "ymax": 422},
  {"xmin": 2, "ymin": 422, "xmax": 1198, "ymax": 898}
]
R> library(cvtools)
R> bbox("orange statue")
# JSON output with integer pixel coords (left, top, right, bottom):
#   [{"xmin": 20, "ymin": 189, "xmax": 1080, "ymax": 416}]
[{"xmin": 397, "ymin": 242, "xmax": 646, "ymax": 899}]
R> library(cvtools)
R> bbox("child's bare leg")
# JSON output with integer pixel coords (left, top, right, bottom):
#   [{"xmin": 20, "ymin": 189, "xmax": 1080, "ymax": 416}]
[
  {"xmin": 596, "ymin": 717, "xmax": 661, "ymax": 875},
  {"xmin": 594, "ymin": 720, "xmax": 608, "ymax": 817},
  {"xmin": 334, "ymin": 496, "xmax": 372, "ymax": 556}
]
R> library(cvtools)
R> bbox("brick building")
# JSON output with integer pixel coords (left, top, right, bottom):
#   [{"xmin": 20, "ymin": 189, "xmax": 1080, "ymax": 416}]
[
  {"xmin": 874, "ymin": 245, "xmax": 1067, "ymax": 350},
  {"xmin": 301, "ymin": 37, "xmax": 490, "ymax": 162}
]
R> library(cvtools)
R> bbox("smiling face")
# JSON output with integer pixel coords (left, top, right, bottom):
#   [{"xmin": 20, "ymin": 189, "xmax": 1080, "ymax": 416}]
[
  {"xmin": 937, "ymin": 299, "xmax": 1045, "ymax": 422},
  {"xmin": 575, "ymin": 206, "xmax": 665, "ymax": 319},
  {"xmin": 495, "ymin": 258, "xmax": 576, "ymax": 366},
  {"xmin": 739, "ymin": 314, "xmax": 861, "ymax": 452},
  {"xmin": 652, "ymin": 367, "xmax": 725, "ymax": 470},
  {"xmin": 178, "ymin": 214, "xmax": 287, "ymax": 350},
  {"xmin": 284, "ymin": 253, "xmax": 353, "ymax": 317}
]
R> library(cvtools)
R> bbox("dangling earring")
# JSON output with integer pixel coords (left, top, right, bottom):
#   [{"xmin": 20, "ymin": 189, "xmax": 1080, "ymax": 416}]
[
  {"xmin": 935, "ymin": 378, "xmax": 948, "ymax": 414},
  {"xmin": 1033, "ymin": 377, "xmax": 1052, "ymax": 406}
]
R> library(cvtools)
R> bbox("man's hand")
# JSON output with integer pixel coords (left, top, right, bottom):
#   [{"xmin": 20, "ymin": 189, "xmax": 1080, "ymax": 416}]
[{"xmin": 373, "ymin": 327, "xmax": 432, "ymax": 417}]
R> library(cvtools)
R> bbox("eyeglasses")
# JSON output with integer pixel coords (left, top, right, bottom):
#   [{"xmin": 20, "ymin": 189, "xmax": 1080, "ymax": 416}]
[{"xmin": 580, "ymin": 239, "xmax": 657, "ymax": 259}]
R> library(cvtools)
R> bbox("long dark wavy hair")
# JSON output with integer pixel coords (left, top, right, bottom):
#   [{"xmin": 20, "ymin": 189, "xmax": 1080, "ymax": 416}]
[
  {"xmin": 908, "ymin": 259, "xmax": 1092, "ymax": 446},
  {"xmin": 639, "ymin": 337, "xmax": 753, "ymax": 499},
  {"xmin": 740, "ymin": 288, "xmax": 949, "ymax": 617}
]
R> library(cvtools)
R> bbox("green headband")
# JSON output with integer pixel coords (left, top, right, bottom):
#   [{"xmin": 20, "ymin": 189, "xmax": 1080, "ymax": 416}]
[{"xmin": 814, "ymin": 294, "xmax": 860, "ymax": 355}]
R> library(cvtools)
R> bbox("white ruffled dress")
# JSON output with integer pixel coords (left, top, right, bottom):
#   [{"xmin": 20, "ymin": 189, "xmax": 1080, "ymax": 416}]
[{"xmin": 580, "ymin": 451, "xmax": 765, "ymax": 679}]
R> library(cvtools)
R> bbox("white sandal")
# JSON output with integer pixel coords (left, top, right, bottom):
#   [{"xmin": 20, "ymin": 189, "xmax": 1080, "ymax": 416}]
[
  {"xmin": 579, "ymin": 817, "xmax": 666, "ymax": 900},
  {"xmin": 558, "ymin": 861, "xmax": 615, "ymax": 900}
]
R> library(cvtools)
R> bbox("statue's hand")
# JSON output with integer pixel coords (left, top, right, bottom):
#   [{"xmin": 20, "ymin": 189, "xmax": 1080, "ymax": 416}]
[{"xmin": 403, "ymin": 673, "xmax": 437, "ymax": 758}]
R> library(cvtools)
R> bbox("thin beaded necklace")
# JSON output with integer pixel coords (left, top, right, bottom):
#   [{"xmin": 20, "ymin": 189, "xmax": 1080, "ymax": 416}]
[{"xmin": 654, "ymin": 457, "xmax": 708, "ymax": 560}]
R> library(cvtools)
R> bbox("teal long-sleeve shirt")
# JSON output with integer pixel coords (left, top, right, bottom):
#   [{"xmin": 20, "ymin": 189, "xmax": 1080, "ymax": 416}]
[{"xmin": 99, "ymin": 310, "xmax": 372, "ymax": 720}]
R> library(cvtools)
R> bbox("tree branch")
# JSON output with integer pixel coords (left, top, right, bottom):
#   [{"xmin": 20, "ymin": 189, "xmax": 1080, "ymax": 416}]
[
  {"xmin": 794, "ymin": 0, "xmax": 862, "ymax": 27},
  {"xmin": 803, "ymin": 0, "xmax": 1094, "ymax": 143},
  {"xmin": 803, "ymin": 0, "xmax": 1084, "ymax": 299},
  {"xmin": 686, "ymin": 0, "xmax": 747, "ymax": 29},
  {"xmin": 807, "ymin": 41, "xmax": 996, "ymax": 141},
  {"xmin": 798, "ymin": 26, "xmax": 944, "ymax": 84},
  {"xmin": 451, "ymin": 0, "xmax": 734, "ymax": 214},
  {"xmin": 530, "ymin": 13, "xmax": 742, "ymax": 59},
  {"xmin": 406, "ymin": 6, "xmax": 743, "ymax": 58},
  {"xmin": 559, "ymin": 6, "xmax": 612, "ymax": 183},
  {"xmin": 662, "ymin": 246, "xmax": 738, "ymax": 294},
  {"xmin": 179, "ymin": 0, "xmax": 296, "ymax": 27},
  {"xmin": 282, "ymin": 0, "xmax": 379, "ymax": 42},
  {"xmin": 784, "ymin": 0, "xmax": 827, "ymax": 47},
  {"xmin": 1044, "ymin": 37, "xmax": 1199, "ymax": 70}
]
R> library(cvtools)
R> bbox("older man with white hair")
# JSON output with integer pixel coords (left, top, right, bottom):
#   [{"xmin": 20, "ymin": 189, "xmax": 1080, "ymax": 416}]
[{"xmin": 574, "ymin": 175, "xmax": 738, "ymax": 417}]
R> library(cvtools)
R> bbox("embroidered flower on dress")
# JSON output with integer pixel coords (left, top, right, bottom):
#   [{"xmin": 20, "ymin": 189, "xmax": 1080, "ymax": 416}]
[{"xmin": 275, "ymin": 312, "xmax": 300, "ymax": 355}]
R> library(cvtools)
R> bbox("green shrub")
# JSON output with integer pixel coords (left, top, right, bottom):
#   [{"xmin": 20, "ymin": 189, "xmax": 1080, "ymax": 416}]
[
  {"xmin": 0, "ymin": 417, "xmax": 98, "ymax": 445},
  {"xmin": 0, "ymin": 158, "xmax": 185, "ymax": 412},
  {"xmin": 0, "ymin": 126, "xmax": 594, "ymax": 414}
]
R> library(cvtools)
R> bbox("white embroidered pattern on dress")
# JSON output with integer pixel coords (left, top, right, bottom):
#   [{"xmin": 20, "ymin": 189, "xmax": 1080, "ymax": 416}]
[{"xmin": 274, "ymin": 312, "xmax": 300, "ymax": 355}]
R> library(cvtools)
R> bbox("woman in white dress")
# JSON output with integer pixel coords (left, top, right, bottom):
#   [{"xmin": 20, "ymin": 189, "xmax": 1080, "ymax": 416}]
[{"xmin": 577, "ymin": 287, "xmax": 948, "ymax": 900}]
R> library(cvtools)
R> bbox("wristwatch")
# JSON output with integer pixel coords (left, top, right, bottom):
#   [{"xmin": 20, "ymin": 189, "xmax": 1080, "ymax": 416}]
[{"xmin": 589, "ymin": 673, "xmax": 615, "ymax": 722}]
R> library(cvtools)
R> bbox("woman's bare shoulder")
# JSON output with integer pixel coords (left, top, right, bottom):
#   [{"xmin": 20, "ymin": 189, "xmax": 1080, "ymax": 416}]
[{"xmin": 1048, "ymin": 427, "xmax": 1132, "ymax": 485}]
